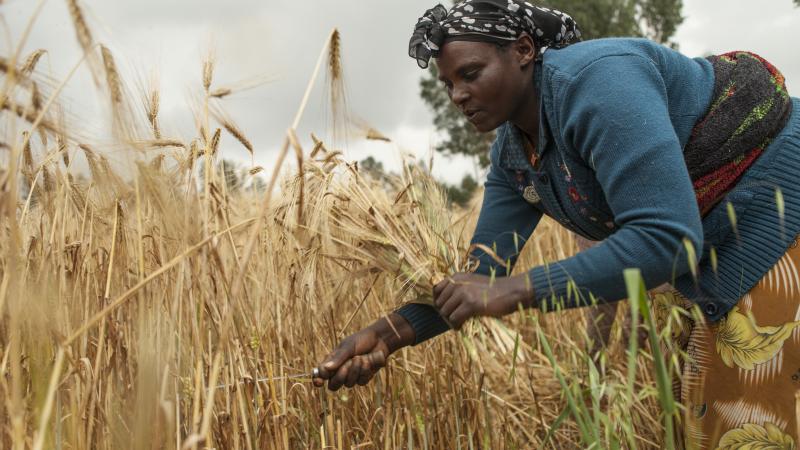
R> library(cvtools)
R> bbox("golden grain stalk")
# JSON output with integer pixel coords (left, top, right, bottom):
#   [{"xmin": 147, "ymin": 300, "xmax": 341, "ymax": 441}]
[
  {"xmin": 146, "ymin": 88, "xmax": 161, "ymax": 138},
  {"xmin": 100, "ymin": 46, "xmax": 122, "ymax": 104},
  {"xmin": 21, "ymin": 49, "xmax": 46, "ymax": 75},
  {"xmin": 208, "ymin": 74, "xmax": 277, "ymax": 99},
  {"xmin": 351, "ymin": 117, "xmax": 391, "ymax": 142},
  {"xmin": 209, "ymin": 127, "xmax": 221, "ymax": 155},
  {"xmin": 202, "ymin": 56, "xmax": 214, "ymax": 93},
  {"xmin": 326, "ymin": 29, "xmax": 349, "ymax": 144},
  {"xmin": 65, "ymin": 0, "xmax": 93, "ymax": 53},
  {"xmin": 209, "ymin": 102, "xmax": 253, "ymax": 156},
  {"xmin": 65, "ymin": 0, "xmax": 103, "ymax": 84},
  {"xmin": 209, "ymin": 87, "xmax": 231, "ymax": 99}
]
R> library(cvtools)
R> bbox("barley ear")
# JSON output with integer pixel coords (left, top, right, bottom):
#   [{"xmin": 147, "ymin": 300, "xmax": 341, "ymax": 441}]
[{"xmin": 100, "ymin": 46, "xmax": 122, "ymax": 104}]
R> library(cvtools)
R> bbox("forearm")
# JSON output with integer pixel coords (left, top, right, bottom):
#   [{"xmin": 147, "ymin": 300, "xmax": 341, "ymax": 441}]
[
  {"xmin": 501, "ymin": 273, "xmax": 537, "ymax": 311},
  {"xmin": 526, "ymin": 225, "xmax": 698, "ymax": 310}
]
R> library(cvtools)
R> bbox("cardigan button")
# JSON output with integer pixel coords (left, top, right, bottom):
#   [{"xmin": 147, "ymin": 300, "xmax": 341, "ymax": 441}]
[
  {"xmin": 539, "ymin": 174, "xmax": 550, "ymax": 184},
  {"xmin": 703, "ymin": 302, "xmax": 719, "ymax": 316}
]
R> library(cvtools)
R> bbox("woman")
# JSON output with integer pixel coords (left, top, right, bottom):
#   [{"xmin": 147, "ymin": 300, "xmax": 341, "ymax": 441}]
[{"xmin": 313, "ymin": 1, "xmax": 800, "ymax": 447}]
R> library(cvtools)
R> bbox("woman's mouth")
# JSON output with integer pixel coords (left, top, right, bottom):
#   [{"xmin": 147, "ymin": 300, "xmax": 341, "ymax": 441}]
[{"xmin": 465, "ymin": 109, "xmax": 481, "ymax": 122}]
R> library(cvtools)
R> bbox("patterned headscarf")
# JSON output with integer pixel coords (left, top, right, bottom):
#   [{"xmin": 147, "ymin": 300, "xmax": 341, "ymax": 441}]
[{"xmin": 409, "ymin": 1, "xmax": 581, "ymax": 69}]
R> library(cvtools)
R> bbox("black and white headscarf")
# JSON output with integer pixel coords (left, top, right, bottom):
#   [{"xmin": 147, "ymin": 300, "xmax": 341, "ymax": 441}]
[{"xmin": 409, "ymin": 0, "xmax": 581, "ymax": 69}]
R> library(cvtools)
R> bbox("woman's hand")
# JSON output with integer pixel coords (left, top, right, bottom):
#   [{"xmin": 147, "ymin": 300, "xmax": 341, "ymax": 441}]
[
  {"xmin": 434, "ymin": 273, "xmax": 533, "ymax": 329},
  {"xmin": 313, "ymin": 313, "xmax": 414, "ymax": 391}
]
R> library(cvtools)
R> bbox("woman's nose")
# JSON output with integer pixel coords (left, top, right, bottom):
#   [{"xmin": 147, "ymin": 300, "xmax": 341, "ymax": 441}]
[{"xmin": 451, "ymin": 84, "xmax": 470, "ymax": 106}]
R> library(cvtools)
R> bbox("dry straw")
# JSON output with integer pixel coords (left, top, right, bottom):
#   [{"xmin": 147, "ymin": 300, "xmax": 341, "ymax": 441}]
[{"xmin": 0, "ymin": 7, "xmax": 681, "ymax": 449}]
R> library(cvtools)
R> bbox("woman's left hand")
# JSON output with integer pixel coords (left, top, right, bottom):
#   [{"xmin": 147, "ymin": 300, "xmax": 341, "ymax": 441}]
[{"xmin": 433, "ymin": 273, "xmax": 533, "ymax": 329}]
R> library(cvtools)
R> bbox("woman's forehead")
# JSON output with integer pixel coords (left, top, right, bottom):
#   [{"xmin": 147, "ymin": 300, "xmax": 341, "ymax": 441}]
[
  {"xmin": 439, "ymin": 39, "xmax": 498, "ymax": 60},
  {"xmin": 436, "ymin": 41, "xmax": 500, "ymax": 75}
]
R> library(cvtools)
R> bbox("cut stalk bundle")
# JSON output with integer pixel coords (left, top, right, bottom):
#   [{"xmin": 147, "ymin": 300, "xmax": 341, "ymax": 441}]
[{"xmin": 279, "ymin": 150, "xmax": 477, "ymax": 308}]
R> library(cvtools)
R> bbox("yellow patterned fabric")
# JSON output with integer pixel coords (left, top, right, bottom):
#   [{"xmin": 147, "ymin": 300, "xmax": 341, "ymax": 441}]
[{"xmin": 681, "ymin": 236, "xmax": 800, "ymax": 450}]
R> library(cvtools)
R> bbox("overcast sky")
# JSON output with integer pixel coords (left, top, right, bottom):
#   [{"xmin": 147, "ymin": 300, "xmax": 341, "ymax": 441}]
[{"xmin": 5, "ymin": 0, "xmax": 800, "ymax": 184}]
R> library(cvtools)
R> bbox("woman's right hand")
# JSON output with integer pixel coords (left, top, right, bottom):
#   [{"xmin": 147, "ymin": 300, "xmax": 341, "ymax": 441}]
[{"xmin": 313, "ymin": 313, "xmax": 415, "ymax": 390}]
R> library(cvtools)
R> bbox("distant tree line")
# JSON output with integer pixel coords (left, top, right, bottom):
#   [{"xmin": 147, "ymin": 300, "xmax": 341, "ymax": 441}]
[{"xmin": 359, "ymin": 156, "xmax": 478, "ymax": 208}]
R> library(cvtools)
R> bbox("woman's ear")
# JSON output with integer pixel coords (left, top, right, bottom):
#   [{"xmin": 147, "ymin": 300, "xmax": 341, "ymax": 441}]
[{"xmin": 514, "ymin": 33, "xmax": 536, "ymax": 67}]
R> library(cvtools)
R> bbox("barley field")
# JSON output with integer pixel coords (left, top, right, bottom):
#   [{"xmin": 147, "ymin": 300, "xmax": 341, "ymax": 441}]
[{"xmin": 0, "ymin": 4, "xmax": 691, "ymax": 449}]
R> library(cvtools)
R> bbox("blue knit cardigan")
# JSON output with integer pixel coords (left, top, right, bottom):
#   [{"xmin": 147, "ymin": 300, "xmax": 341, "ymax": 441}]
[{"xmin": 397, "ymin": 38, "xmax": 800, "ymax": 344}]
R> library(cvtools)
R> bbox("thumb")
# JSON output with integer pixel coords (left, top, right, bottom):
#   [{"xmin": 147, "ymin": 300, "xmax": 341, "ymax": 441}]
[{"xmin": 318, "ymin": 342, "xmax": 354, "ymax": 378}]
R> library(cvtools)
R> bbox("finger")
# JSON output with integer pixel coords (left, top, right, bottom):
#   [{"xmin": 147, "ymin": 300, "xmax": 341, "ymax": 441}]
[
  {"xmin": 319, "ymin": 342, "xmax": 354, "ymax": 378},
  {"xmin": 328, "ymin": 359, "xmax": 353, "ymax": 391},
  {"xmin": 358, "ymin": 350, "xmax": 386, "ymax": 386},
  {"xmin": 438, "ymin": 291, "xmax": 462, "ymax": 319},
  {"xmin": 351, "ymin": 355, "xmax": 374, "ymax": 387},
  {"xmin": 314, "ymin": 354, "xmax": 331, "ymax": 380},
  {"xmin": 312, "ymin": 366, "xmax": 325, "ymax": 386},
  {"xmin": 357, "ymin": 371, "xmax": 373, "ymax": 386},
  {"xmin": 344, "ymin": 356, "xmax": 362, "ymax": 388},
  {"xmin": 434, "ymin": 280, "xmax": 457, "ymax": 309},
  {"xmin": 433, "ymin": 277, "xmax": 452, "ymax": 297},
  {"xmin": 448, "ymin": 302, "xmax": 473, "ymax": 329},
  {"xmin": 366, "ymin": 350, "xmax": 386, "ymax": 369},
  {"xmin": 354, "ymin": 356, "xmax": 372, "ymax": 386}
]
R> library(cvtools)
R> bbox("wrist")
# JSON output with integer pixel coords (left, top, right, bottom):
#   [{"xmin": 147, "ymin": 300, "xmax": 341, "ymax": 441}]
[
  {"xmin": 371, "ymin": 313, "xmax": 415, "ymax": 354},
  {"xmin": 504, "ymin": 274, "xmax": 536, "ymax": 310}
]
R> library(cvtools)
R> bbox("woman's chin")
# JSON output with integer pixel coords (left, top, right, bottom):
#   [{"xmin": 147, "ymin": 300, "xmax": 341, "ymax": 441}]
[
  {"xmin": 466, "ymin": 109, "xmax": 507, "ymax": 132},
  {"xmin": 469, "ymin": 117, "xmax": 500, "ymax": 133}
]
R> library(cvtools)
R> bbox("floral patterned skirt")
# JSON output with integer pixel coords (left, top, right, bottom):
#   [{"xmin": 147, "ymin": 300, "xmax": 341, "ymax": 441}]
[{"xmin": 679, "ymin": 237, "xmax": 800, "ymax": 449}]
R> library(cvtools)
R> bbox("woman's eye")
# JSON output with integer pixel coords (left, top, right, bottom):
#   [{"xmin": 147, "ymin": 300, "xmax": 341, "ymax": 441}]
[{"xmin": 463, "ymin": 70, "xmax": 480, "ymax": 81}]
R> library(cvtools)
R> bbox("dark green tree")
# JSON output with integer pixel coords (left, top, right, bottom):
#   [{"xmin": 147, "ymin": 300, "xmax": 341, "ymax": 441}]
[
  {"xmin": 359, "ymin": 156, "xmax": 479, "ymax": 207},
  {"xmin": 419, "ymin": 0, "xmax": 685, "ymax": 171},
  {"xmin": 221, "ymin": 159, "xmax": 242, "ymax": 192},
  {"xmin": 359, "ymin": 156, "xmax": 391, "ymax": 186},
  {"xmin": 445, "ymin": 174, "xmax": 479, "ymax": 207},
  {"xmin": 251, "ymin": 176, "xmax": 266, "ymax": 193}
]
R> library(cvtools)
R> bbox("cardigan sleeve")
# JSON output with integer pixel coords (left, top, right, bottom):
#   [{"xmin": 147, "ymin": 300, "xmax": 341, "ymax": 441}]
[
  {"xmin": 526, "ymin": 54, "xmax": 704, "ymax": 309},
  {"xmin": 396, "ymin": 142, "xmax": 543, "ymax": 344}
]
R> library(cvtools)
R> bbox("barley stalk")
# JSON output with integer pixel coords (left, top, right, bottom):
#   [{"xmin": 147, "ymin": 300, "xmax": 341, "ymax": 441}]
[
  {"xmin": 209, "ymin": 103, "xmax": 253, "ymax": 156},
  {"xmin": 147, "ymin": 88, "xmax": 161, "ymax": 138},
  {"xmin": 100, "ymin": 46, "xmax": 122, "ymax": 104},
  {"xmin": 21, "ymin": 49, "xmax": 46, "ymax": 75}
]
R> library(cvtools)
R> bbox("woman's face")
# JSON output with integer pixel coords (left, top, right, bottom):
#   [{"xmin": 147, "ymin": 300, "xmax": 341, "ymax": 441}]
[{"xmin": 435, "ymin": 37, "xmax": 535, "ymax": 133}]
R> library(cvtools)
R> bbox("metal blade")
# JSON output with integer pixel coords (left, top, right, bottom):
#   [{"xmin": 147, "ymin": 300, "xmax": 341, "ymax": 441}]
[{"xmin": 216, "ymin": 372, "xmax": 313, "ymax": 389}]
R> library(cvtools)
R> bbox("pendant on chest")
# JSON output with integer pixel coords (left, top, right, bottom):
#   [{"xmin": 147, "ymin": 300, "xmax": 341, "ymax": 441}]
[{"xmin": 523, "ymin": 185, "xmax": 540, "ymax": 204}]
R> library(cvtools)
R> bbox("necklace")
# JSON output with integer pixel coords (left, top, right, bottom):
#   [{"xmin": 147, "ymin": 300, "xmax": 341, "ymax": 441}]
[
  {"xmin": 521, "ymin": 131, "xmax": 541, "ymax": 204},
  {"xmin": 522, "ymin": 132, "xmax": 539, "ymax": 169}
]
